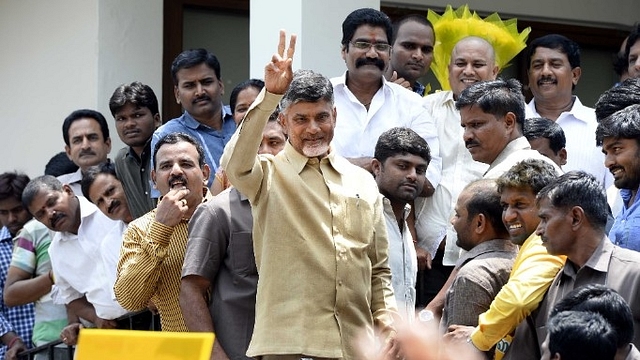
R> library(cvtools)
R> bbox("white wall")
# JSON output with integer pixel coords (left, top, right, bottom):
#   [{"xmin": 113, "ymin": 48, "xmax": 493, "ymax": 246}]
[
  {"xmin": 0, "ymin": 0, "xmax": 163, "ymax": 178},
  {"xmin": 250, "ymin": 0, "xmax": 379, "ymax": 80},
  {"xmin": 387, "ymin": 0, "xmax": 639, "ymax": 28}
]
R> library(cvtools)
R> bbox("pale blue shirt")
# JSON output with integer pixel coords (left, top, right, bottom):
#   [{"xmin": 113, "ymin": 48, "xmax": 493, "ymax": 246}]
[{"xmin": 609, "ymin": 188, "xmax": 640, "ymax": 252}]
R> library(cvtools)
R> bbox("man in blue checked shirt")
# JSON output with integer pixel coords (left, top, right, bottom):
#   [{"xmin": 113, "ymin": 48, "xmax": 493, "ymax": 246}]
[{"xmin": 0, "ymin": 172, "xmax": 35, "ymax": 359}]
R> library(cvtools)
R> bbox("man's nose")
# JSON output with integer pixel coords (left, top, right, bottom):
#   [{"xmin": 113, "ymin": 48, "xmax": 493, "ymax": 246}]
[{"xmin": 170, "ymin": 162, "xmax": 184, "ymax": 175}]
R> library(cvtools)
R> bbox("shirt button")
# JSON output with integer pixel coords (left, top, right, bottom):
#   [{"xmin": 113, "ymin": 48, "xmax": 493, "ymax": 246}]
[{"xmin": 338, "ymin": 280, "xmax": 343, "ymax": 286}]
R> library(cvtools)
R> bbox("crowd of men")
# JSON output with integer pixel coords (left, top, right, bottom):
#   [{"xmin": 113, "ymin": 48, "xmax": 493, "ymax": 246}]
[{"xmin": 1, "ymin": 6, "xmax": 640, "ymax": 360}]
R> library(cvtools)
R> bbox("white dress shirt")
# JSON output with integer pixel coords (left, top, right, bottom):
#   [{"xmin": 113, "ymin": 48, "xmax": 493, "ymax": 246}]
[
  {"xmin": 526, "ymin": 96, "xmax": 612, "ymax": 187},
  {"xmin": 331, "ymin": 72, "xmax": 442, "ymax": 188},
  {"xmin": 57, "ymin": 168, "xmax": 83, "ymax": 196},
  {"xmin": 383, "ymin": 199, "xmax": 417, "ymax": 321},
  {"xmin": 484, "ymin": 136, "xmax": 563, "ymax": 179},
  {"xmin": 415, "ymin": 91, "xmax": 488, "ymax": 265},
  {"xmin": 49, "ymin": 196, "xmax": 128, "ymax": 320}
]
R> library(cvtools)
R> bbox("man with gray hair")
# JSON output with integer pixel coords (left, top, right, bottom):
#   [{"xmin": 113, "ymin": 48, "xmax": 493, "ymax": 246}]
[{"xmin": 221, "ymin": 31, "xmax": 397, "ymax": 360}]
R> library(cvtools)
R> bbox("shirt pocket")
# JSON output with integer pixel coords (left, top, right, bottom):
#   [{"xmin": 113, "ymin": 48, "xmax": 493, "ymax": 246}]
[
  {"xmin": 229, "ymin": 231, "xmax": 257, "ymax": 276},
  {"xmin": 344, "ymin": 196, "xmax": 374, "ymax": 241}
]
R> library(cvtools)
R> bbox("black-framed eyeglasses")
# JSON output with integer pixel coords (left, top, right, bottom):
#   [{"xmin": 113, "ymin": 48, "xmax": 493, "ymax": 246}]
[{"xmin": 350, "ymin": 41, "xmax": 391, "ymax": 52}]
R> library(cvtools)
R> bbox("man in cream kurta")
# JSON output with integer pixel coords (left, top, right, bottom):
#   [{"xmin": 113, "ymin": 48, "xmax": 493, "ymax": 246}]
[{"xmin": 221, "ymin": 33, "xmax": 397, "ymax": 360}]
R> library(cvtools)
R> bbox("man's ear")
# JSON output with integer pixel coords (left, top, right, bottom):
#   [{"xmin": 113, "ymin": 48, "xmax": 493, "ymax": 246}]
[
  {"xmin": 504, "ymin": 112, "xmax": 516, "ymax": 131},
  {"xmin": 341, "ymin": 45, "xmax": 348, "ymax": 62},
  {"xmin": 62, "ymin": 184, "xmax": 75, "ymax": 197},
  {"xmin": 570, "ymin": 205, "xmax": 585, "ymax": 229},
  {"xmin": 218, "ymin": 78, "xmax": 225, "ymax": 96},
  {"xmin": 153, "ymin": 113, "xmax": 162, "ymax": 129},
  {"xmin": 558, "ymin": 148, "xmax": 568, "ymax": 166},
  {"xmin": 278, "ymin": 111, "xmax": 288, "ymax": 133},
  {"xmin": 201, "ymin": 164, "xmax": 211, "ymax": 185},
  {"xmin": 474, "ymin": 213, "xmax": 486, "ymax": 234},
  {"xmin": 104, "ymin": 137, "xmax": 112, "ymax": 154},
  {"xmin": 571, "ymin": 66, "xmax": 582, "ymax": 86},
  {"xmin": 371, "ymin": 159, "xmax": 382, "ymax": 178},
  {"xmin": 491, "ymin": 64, "xmax": 500, "ymax": 79},
  {"xmin": 174, "ymin": 86, "xmax": 181, "ymax": 105},
  {"xmin": 151, "ymin": 169, "xmax": 157, "ymax": 189},
  {"xmin": 64, "ymin": 145, "xmax": 72, "ymax": 160}
]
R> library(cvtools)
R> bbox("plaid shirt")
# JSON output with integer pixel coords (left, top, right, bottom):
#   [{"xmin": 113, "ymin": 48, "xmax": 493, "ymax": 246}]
[{"xmin": 0, "ymin": 226, "xmax": 34, "ymax": 357}]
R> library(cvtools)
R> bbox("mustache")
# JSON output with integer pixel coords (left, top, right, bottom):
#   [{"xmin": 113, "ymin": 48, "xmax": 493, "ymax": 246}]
[
  {"xmin": 355, "ymin": 57, "xmax": 385, "ymax": 71},
  {"xmin": 465, "ymin": 140, "xmax": 480, "ymax": 147},
  {"xmin": 169, "ymin": 175, "xmax": 188, "ymax": 187},
  {"xmin": 79, "ymin": 149, "xmax": 96, "ymax": 157},
  {"xmin": 107, "ymin": 200, "xmax": 120, "ymax": 214},
  {"xmin": 192, "ymin": 94, "xmax": 211, "ymax": 104},
  {"xmin": 537, "ymin": 76, "xmax": 556, "ymax": 85},
  {"xmin": 50, "ymin": 212, "xmax": 64, "ymax": 229}
]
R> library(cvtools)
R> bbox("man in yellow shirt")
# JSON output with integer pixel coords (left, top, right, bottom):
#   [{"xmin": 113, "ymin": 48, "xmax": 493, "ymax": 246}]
[
  {"xmin": 114, "ymin": 132, "xmax": 211, "ymax": 331},
  {"xmin": 445, "ymin": 159, "xmax": 565, "ymax": 359}
]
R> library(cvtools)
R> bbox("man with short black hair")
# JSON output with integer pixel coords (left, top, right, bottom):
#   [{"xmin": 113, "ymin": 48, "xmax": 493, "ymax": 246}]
[
  {"xmin": 444, "ymin": 159, "xmax": 565, "ymax": 359},
  {"xmin": 549, "ymin": 284, "xmax": 640, "ymax": 360},
  {"xmin": 372, "ymin": 127, "xmax": 430, "ymax": 320},
  {"xmin": 457, "ymin": 78, "xmax": 562, "ymax": 178},
  {"xmin": 596, "ymin": 104, "xmax": 640, "ymax": 252},
  {"xmin": 22, "ymin": 175, "xmax": 126, "ymax": 346},
  {"xmin": 504, "ymin": 172, "xmax": 640, "ymax": 360},
  {"xmin": 442, "ymin": 179, "xmax": 517, "ymax": 344},
  {"xmin": 542, "ymin": 311, "xmax": 617, "ymax": 360},
  {"xmin": 109, "ymin": 82, "xmax": 161, "ymax": 219},
  {"xmin": 0, "ymin": 172, "xmax": 35, "ymax": 359},
  {"xmin": 59, "ymin": 109, "xmax": 112, "ymax": 194},
  {"xmin": 386, "ymin": 15, "xmax": 435, "ymax": 96},
  {"xmin": 151, "ymin": 49, "xmax": 235, "ymax": 191},
  {"xmin": 331, "ymin": 8, "xmax": 441, "ymax": 188},
  {"xmin": 115, "ymin": 132, "xmax": 212, "ymax": 332},
  {"xmin": 626, "ymin": 23, "xmax": 640, "ymax": 79},
  {"xmin": 524, "ymin": 34, "xmax": 611, "ymax": 187},
  {"xmin": 524, "ymin": 117, "xmax": 567, "ymax": 168}
]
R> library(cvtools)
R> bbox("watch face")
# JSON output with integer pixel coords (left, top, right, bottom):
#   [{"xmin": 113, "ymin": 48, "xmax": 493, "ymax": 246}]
[{"xmin": 418, "ymin": 309, "xmax": 434, "ymax": 322}]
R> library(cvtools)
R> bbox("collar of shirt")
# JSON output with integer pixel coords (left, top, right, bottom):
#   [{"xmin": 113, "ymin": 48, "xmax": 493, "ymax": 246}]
[
  {"xmin": 332, "ymin": 71, "xmax": 400, "ymax": 96},
  {"xmin": 563, "ymin": 236, "xmax": 612, "ymax": 277},
  {"xmin": 183, "ymin": 104, "xmax": 233, "ymax": 130},
  {"xmin": 488, "ymin": 136, "xmax": 531, "ymax": 169},
  {"xmin": 382, "ymin": 197, "xmax": 411, "ymax": 220},
  {"xmin": 527, "ymin": 96, "xmax": 591, "ymax": 124},
  {"xmin": 57, "ymin": 168, "xmax": 83, "ymax": 185},
  {"xmin": 282, "ymin": 142, "xmax": 349, "ymax": 175},
  {"xmin": 125, "ymin": 139, "xmax": 152, "ymax": 163},
  {"xmin": 456, "ymin": 239, "xmax": 517, "ymax": 268},
  {"xmin": 55, "ymin": 196, "xmax": 100, "ymax": 241}
]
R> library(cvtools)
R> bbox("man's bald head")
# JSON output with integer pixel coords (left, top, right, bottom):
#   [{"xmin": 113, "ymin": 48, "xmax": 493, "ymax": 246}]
[{"xmin": 449, "ymin": 36, "xmax": 499, "ymax": 98}]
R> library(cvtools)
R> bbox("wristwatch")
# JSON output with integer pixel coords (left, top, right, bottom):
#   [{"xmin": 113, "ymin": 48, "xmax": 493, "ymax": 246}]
[{"xmin": 418, "ymin": 309, "xmax": 434, "ymax": 322}]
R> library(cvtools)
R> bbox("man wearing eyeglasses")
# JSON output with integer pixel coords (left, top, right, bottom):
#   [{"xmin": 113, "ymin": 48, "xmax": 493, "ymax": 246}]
[{"xmin": 331, "ymin": 8, "xmax": 441, "ymax": 199}]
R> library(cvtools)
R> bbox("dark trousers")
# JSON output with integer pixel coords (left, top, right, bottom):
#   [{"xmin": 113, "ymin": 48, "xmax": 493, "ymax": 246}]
[
  {"xmin": 115, "ymin": 310, "xmax": 160, "ymax": 330},
  {"xmin": 415, "ymin": 245, "xmax": 454, "ymax": 308}
]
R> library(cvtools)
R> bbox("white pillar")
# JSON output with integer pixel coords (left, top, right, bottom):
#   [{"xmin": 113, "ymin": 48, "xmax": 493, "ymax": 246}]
[
  {"xmin": 249, "ymin": 0, "xmax": 380, "ymax": 80},
  {"xmin": 0, "ymin": 0, "xmax": 162, "ymax": 177}
]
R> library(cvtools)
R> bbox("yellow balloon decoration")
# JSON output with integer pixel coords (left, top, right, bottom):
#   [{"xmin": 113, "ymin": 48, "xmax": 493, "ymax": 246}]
[{"xmin": 427, "ymin": 4, "xmax": 531, "ymax": 91}]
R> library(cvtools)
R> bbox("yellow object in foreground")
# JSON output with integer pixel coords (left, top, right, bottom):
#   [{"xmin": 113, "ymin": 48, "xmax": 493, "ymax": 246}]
[{"xmin": 75, "ymin": 329, "xmax": 214, "ymax": 360}]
